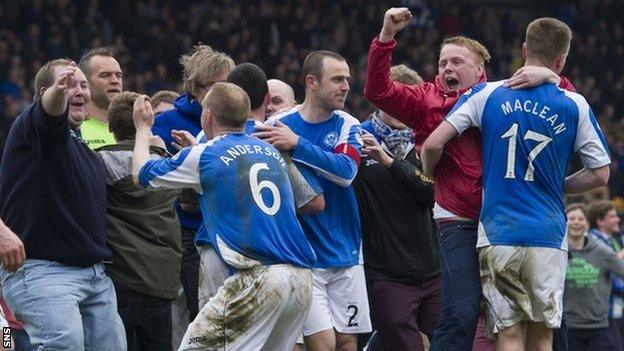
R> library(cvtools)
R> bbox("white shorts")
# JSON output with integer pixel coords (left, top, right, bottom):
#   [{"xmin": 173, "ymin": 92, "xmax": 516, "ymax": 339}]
[
  {"xmin": 198, "ymin": 245, "xmax": 230, "ymax": 310},
  {"xmin": 479, "ymin": 245, "xmax": 567, "ymax": 333},
  {"xmin": 179, "ymin": 264, "xmax": 313, "ymax": 351},
  {"xmin": 303, "ymin": 265, "xmax": 372, "ymax": 336}
]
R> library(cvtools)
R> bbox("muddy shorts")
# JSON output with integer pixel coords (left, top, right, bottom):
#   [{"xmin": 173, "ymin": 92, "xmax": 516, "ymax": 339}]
[
  {"xmin": 303, "ymin": 265, "xmax": 372, "ymax": 336},
  {"xmin": 178, "ymin": 264, "xmax": 312, "ymax": 351},
  {"xmin": 479, "ymin": 245, "xmax": 567, "ymax": 334}
]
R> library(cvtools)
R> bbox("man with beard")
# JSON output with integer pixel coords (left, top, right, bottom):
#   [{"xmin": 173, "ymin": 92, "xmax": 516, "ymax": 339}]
[
  {"xmin": 78, "ymin": 47, "xmax": 124, "ymax": 149},
  {"xmin": 0, "ymin": 59, "xmax": 125, "ymax": 349},
  {"xmin": 256, "ymin": 50, "xmax": 371, "ymax": 351}
]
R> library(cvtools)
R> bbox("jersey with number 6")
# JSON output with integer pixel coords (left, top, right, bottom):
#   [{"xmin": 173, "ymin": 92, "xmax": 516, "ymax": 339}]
[
  {"xmin": 446, "ymin": 81, "xmax": 610, "ymax": 250},
  {"xmin": 138, "ymin": 132, "xmax": 316, "ymax": 269}
]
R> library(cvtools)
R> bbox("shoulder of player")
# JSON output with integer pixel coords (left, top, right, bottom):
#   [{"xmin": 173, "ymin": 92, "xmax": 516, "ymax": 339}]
[
  {"xmin": 559, "ymin": 88, "xmax": 589, "ymax": 109},
  {"xmin": 265, "ymin": 106, "xmax": 300, "ymax": 126},
  {"xmin": 333, "ymin": 110, "xmax": 361, "ymax": 126}
]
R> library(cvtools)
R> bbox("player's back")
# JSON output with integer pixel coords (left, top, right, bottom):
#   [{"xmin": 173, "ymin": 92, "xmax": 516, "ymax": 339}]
[
  {"xmin": 197, "ymin": 132, "xmax": 316, "ymax": 268},
  {"xmin": 449, "ymin": 81, "xmax": 609, "ymax": 249}
]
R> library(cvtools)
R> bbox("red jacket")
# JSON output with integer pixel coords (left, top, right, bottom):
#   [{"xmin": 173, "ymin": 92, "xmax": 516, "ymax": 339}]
[{"xmin": 364, "ymin": 37, "xmax": 576, "ymax": 220}]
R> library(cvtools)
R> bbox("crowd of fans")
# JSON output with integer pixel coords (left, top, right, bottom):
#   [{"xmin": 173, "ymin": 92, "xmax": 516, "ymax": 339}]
[{"xmin": 1, "ymin": 0, "xmax": 623, "ymax": 165}]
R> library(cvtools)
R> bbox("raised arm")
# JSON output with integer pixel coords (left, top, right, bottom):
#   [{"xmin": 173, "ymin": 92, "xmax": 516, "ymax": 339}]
[
  {"xmin": 132, "ymin": 95, "xmax": 155, "ymax": 185},
  {"xmin": 41, "ymin": 63, "xmax": 76, "ymax": 118},
  {"xmin": 364, "ymin": 8, "xmax": 427, "ymax": 125}
]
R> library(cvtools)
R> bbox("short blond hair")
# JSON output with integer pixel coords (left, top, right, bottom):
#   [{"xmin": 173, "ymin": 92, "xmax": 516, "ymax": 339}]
[
  {"xmin": 441, "ymin": 36, "xmax": 491, "ymax": 65},
  {"xmin": 180, "ymin": 44, "xmax": 235, "ymax": 95},
  {"xmin": 202, "ymin": 82, "xmax": 249, "ymax": 129},
  {"xmin": 390, "ymin": 65, "xmax": 423, "ymax": 85},
  {"xmin": 525, "ymin": 17, "xmax": 572, "ymax": 63}
]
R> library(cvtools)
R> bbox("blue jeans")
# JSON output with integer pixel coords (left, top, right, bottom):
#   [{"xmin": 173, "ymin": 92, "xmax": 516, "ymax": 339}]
[
  {"xmin": 1, "ymin": 259, "xmax": 126, "ymax": 351},
  {"xmin": 430, "ymin": 221, "xmax": 482, "ymax": 351}
]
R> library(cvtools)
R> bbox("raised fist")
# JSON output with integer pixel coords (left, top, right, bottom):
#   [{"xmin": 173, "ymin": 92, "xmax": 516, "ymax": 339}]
[{"xmin": 379, "ymin": 8, "xmax": 412, "ymax": 42}]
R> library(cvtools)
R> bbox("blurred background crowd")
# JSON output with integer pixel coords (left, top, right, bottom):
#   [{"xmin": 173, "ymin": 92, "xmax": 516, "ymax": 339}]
[{"xmin": 0, "ymin": 0, "xmax": 622, "ymax": 201}]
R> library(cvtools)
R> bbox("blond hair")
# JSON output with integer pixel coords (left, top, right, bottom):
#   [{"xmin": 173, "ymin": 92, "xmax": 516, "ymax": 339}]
[
  {"xmin": 441, "ymin": 36, "xmax": 491, "ymax": 65},
  {"xmin": 525, "ymin": 17, "xmax": 572, "ymax": 63},
  {"xmin": 390, "ymin": 65, "xmax": 424, "ymax": 85},
  {"xmin": 202, "ymin": 82, "xmax": 250, "ymax": 129},
  {"xmin": 180, "ymin": 44, "xmax": 235, "ymax": 96}
]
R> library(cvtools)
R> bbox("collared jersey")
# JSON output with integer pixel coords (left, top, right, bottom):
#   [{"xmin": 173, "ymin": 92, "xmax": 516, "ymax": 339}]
[
  {"xmin": 138, "ymin": 132, "xmax": 316, "ymax": 269},
  {"xmin": 81, "ymin": 117, "xmax": 116, "ymax": 150},
  {"xmin": 446, "ymin": 81, "xmax": 611, "ymax": 250},
  {"xmin": 268, "ymin": 108, "xmax": 363, "ymax": 268}
]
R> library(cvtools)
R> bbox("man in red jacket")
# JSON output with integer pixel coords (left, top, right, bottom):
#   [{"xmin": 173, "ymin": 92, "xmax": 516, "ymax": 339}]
[{"xmin": 364, "ymin": 7, "xmax": 575, "ymax": 351}]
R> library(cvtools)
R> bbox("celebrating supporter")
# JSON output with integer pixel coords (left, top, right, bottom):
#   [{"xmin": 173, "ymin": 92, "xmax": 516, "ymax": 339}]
[
  {"xmin": 422, "ymin": 17, "xmax": 610, "ymax": 350},
  {"xmin": 0, "ymin": 59, "xmax": 125, "ymax": 350}
]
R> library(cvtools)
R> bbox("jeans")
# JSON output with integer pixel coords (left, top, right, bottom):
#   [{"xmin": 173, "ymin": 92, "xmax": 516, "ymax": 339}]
[
  {"xmin": 116, "ymin": 285, "xmax": 172, "ymax": 351},
  {"xmin": 0, "ymin": 259, "xmax": 126, "ymax": 351},
  {"xmin": 430, "ymin": 221, "xmax": 482, "ymax": 351},
  {"xmin": 180, "ymin": 227, "xmax": 199, "ymax": 321}
]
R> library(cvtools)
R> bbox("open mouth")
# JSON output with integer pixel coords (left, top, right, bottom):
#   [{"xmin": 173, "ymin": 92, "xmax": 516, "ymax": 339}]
[
  {"xmin": 107, "ymin": 88, "xmax": 121, "ymax": 94},
  {"xmin": 445, "ymin": 77, "xmax": 459, "ymax": 90},
  {"xmin": 69, "ymin": 101, "xmax": 85, "ymax": 107}
]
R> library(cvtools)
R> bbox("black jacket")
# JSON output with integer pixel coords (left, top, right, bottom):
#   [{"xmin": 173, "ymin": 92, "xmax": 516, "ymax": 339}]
[{"xmin": 353, "ymin": 132, "xmax": 439, "ymax": 284}]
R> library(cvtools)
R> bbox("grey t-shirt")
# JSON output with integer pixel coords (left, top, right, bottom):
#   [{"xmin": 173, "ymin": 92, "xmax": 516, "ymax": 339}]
[{"xmin": 564, "ymin": 234, "xmax": 624, "ymax": 329}]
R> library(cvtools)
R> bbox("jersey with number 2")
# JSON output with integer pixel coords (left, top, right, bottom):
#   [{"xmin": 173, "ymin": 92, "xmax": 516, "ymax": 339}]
[{"xmin": 446, "ymin": 81, "xmax": 610, "ymax": 249}]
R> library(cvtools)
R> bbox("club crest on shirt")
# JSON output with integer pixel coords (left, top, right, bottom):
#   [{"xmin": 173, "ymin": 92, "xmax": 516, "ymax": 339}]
[{"xmin": 323, "ymin": 132, "xmax": 339, "ymax": 148}]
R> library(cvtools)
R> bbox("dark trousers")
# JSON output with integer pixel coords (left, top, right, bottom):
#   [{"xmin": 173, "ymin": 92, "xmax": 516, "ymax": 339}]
[
  {"xmin": 609, "ymin": 317, "xmax": 624, "ymax": 351},
  {"xmin": 180, "ymin": 227, "xmax": 199, "ymax": 321},
  {"xmin": 430, "ymin": 221, "xmax": 482, "ymax": 351},
  {"xmin": 568, "ymin": 327, "xmax": 618, "ymax": 351},
  {"xmin": 116, "ymin": 286, "xmax": 172, "ymax": 351},
  {"xmin": 553, "ymin": 316, "xmax": 569, "ymax": 351},
  {"xmin": 367, "ymin": 276, "xmax": 442, "ymax": 350}
]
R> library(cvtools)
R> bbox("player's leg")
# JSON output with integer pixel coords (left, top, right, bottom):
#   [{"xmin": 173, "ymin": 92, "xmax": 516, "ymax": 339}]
[
  {"xmin": 495, "ymin": 323, "xmax": 524, "ymax": 351},
  {"xmin": 525, "ymin": 322, "xmax": 553, "ymax": 351},
  {"xmin": 180, "ymin": 265, "xmax": 311, "ymax": 351},
  {"xmin": 303, "ymin": 269, "xmax": 336, "ymax": 351},
  {"xmin": 522, "ymin": 247, "xmax": 567, "ymax": 351},
  {"xmin": 197, "ymin": 245, "xmax": 229, "ymax": 309},
  {"xmin": 327, "ymin": 265, "xmax": 372, "ymax": 351}
]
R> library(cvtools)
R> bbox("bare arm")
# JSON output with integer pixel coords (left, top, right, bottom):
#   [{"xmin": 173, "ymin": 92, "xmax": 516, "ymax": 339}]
[
  {"xmin": 421, "ymin": 121, "xmax": 459, "ymax": 178},
  {"xmin": 132, "ymin": 95, "xmax": 156, "ymax": 185},
  {"xmin": 564, "ymin": 165, "xmax": 610, "ymax": 195}
]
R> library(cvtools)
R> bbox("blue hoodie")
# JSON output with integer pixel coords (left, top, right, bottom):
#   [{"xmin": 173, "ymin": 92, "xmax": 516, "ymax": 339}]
[{"xmin": 152, "ymin": 93, "xmax": 203, "ymax": 230}]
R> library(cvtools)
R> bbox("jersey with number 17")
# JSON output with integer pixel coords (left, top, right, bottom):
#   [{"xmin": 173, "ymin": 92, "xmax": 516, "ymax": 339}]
[
  {"xmin": 138, "ymin": 132, "xmax": 317, "ymax": 268},
  {"xmin": 446, "ymin": 81, "xmax": 610, "ymax": 250}
]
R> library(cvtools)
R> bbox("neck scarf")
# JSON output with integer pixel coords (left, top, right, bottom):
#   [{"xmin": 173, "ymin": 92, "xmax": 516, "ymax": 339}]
[{"xmin": 371, "ymin": 111, "xmax": 414, "ymax": 159}]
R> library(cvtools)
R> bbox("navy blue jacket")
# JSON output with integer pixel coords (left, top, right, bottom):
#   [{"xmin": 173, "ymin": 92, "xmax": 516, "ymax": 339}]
[
  {"xmin": 0, "ymin": 101, "xmax": 111, "ymax": 267},
  {"xmin": 152, "ymin": 93, "xmax": 202, "ymax": 230}
]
